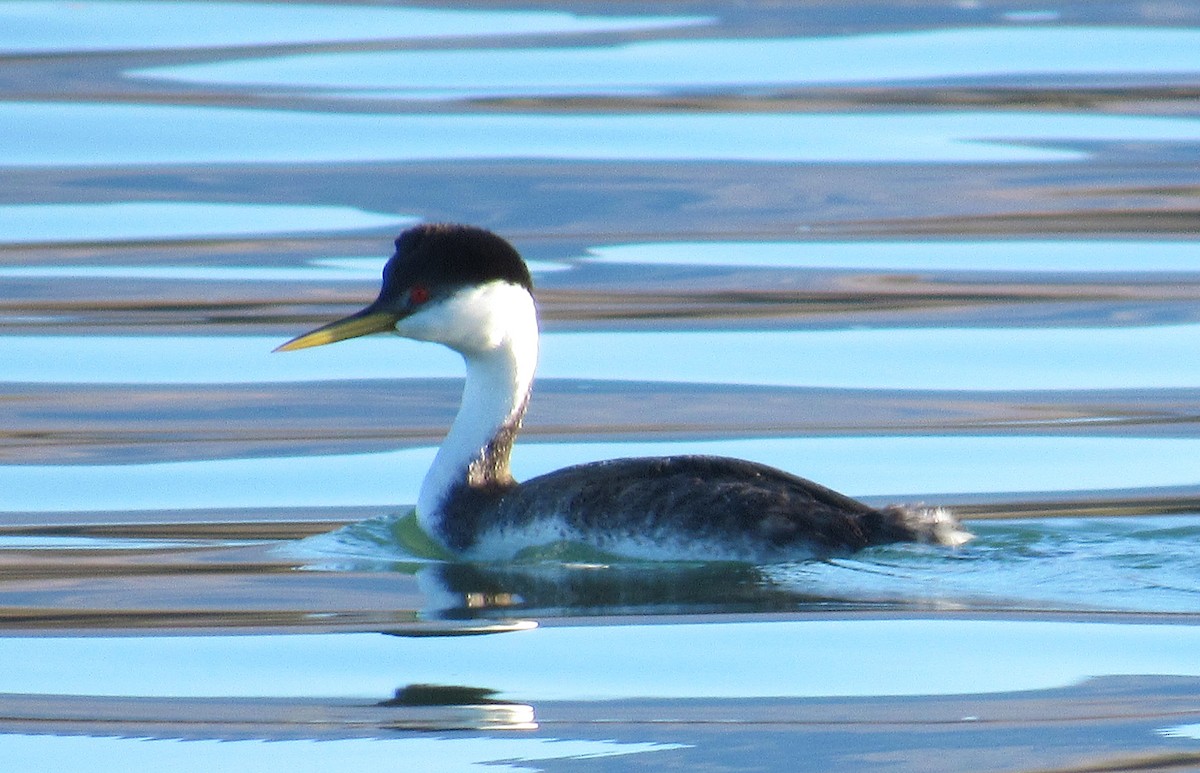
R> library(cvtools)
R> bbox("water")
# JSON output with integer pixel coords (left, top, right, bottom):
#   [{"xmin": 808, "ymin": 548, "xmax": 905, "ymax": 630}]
[{"xmin": 2, "ymin": 1, "xmax": 1200, "ymax": 770}]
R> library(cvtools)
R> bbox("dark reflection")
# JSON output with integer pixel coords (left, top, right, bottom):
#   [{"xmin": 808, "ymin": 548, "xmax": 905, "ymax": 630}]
[
  {"xmin": 376, "ymin": 681, "xmax": 537, "ymax": 729},
  {"xmin": 416, "ymin": 560, "xmax": 906, "ymax": 619},
  {"xmin": 7, "ymin": 258, "xmax": 1200, "ymax": 335},
  {"xmin": 374, "ymin": 684, "xmax": 537, "ymax": 731},
  {"xmin": 0, "ymin": 683, "xmax": 536, "ymax": 739},
  {"xmin": 9, "ymin": 379, "xmax": 1200, "ymax": 465},
  {"xmin": 1, "ymin": 673, "xmax": 1197, "ymax": 767},
  {"xmin": 365, "ymin": 509, "xmax": 1200, "ymax": 619},
  {"xmin": 380, "ymin": 683, "xmax": 513, "ymax": 706},
  {"xmin": 2, "ymin": 509, "xmax": 1198, "ymax": 633}
]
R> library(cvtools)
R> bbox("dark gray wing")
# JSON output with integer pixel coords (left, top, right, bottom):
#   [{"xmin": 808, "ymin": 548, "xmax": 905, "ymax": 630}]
[{"xmin": 488, "ymin": 455, "xmax": 890, "ymax": 554}]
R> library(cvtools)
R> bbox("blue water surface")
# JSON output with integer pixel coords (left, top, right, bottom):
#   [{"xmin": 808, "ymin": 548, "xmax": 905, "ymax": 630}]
[{"xmin": 2, "ymin": 1, "xmax": 1199, "ymax": 771}]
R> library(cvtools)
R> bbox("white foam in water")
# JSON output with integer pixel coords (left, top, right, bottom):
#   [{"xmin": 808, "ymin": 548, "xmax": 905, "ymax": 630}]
[{"xmin": 1159, "ymin": 724, "xmax": 1200, "ymax": 740}]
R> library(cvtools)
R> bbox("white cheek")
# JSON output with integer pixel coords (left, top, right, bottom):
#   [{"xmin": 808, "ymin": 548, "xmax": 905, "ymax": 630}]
[
  {"xmin": 393, "ymin": 294, "xmax": 495, "ymax": 352},
  {"xmin": 394, "ymin": 283, "xmax": 536, "ymax": 355},
  {"xmin": 393, "ymin": 304, "xmax": 450, "ymax": 344}
]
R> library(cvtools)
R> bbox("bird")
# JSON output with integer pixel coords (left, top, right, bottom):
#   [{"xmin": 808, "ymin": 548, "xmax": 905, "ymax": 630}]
[{"xmin": 276, "ymin": 223, "xmax": 971, "ymax": 562}]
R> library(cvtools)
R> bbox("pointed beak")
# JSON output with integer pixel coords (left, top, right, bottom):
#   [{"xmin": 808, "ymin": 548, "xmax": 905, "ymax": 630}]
[{"xmin": 274, "ymin": 307, "xmax": 398, "ymax": 352}]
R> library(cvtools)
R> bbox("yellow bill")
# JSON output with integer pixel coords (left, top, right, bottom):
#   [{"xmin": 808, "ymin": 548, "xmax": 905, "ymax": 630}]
[{"xmin": 274, "ymin": 309, "xmax": 397, "ymax": 352}]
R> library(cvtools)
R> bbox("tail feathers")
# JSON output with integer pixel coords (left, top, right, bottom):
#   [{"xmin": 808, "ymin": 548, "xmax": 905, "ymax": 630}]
[{"xmin": 880, "ymin": 504, "xmax": 973, "ymax": 547}]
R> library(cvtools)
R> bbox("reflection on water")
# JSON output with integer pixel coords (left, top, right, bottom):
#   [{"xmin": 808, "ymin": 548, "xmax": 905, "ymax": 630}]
[
  {"xmin": 586, "ymin": 239, "xmax": 1200, "ymax": 272},
  {"xmin": 0, "ymin": 1, "xmax": 709, "ymax": 53},
  {"xmin": 0, "ymin": 256, "xmax": 565, "ymax": 282},
  {"xmin": 2, "ymin": 674, "xmax": 1198, "ymax": 771},
  {"xmin": 308, "ymin": 514, "xmax": 1200, "ymax": 616},
  {"xmin": 131, "ymin": 26, "xmax": 1200, "ymax": 97},
  {"xmin": 6, "ymin": 435, "xmax": 1200, "ymax": 512},
  {"xmin": 4, "ymin": 325, "xmax": 1200, "ymax": 388},
  {"xmin": 3, "ymin": 0, "xmax": 1200, "ymax": 769},
  {"xmin": 9, "ymin": 103, "xmax": 1200, "ymax": 166},
  {"xmin": 0, "ymin": 202, "xmax": 415, "ymax": 243},
  {"xmin": 0, "ymin": 735, "xmax": 681, "ymax": 772},
  {"xmin": 4, "ymin": 620, "xmax": 1200, "ymax": 700},
  {"xmin": 1163, "ymin": 724, "xmax": 1200, "ymax": 740}
]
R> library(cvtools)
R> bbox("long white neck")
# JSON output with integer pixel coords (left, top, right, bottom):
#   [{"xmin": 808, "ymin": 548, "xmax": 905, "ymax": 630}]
[{"xmin": 407, "ymin": 282, "xmax": 539, "ymax": 541}]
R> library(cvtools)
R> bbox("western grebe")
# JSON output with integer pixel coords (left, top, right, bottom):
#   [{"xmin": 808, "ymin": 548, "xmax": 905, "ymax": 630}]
[{"xmin": 277, "ymin": 224, "xmax": 971, "ymax": 561}]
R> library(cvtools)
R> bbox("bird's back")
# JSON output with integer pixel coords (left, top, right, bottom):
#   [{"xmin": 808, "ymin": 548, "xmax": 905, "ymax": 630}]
[{"xmin": 440, "ymin": 455, "xmax": 958, "ymax": 561}]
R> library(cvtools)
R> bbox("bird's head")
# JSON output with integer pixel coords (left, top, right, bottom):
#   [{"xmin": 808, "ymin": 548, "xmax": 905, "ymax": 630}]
[{"xmin": 276, "ymin": 224, "xmax": 535, "ymax": 355}]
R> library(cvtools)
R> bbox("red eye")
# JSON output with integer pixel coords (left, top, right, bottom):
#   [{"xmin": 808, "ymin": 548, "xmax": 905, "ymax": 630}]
[{"xmin": 409, "ymin": 285, "xmax": 430, "ymax": 306}]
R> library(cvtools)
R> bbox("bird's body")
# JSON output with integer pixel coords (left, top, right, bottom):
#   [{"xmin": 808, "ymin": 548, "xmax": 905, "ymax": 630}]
[
  {"xmin": 278, "ymin": 224, "xmax": 971, "ymax": 561},
  {"xmin": 435, "ymin": 455, "xmax": 964, "ymax": 562}
]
